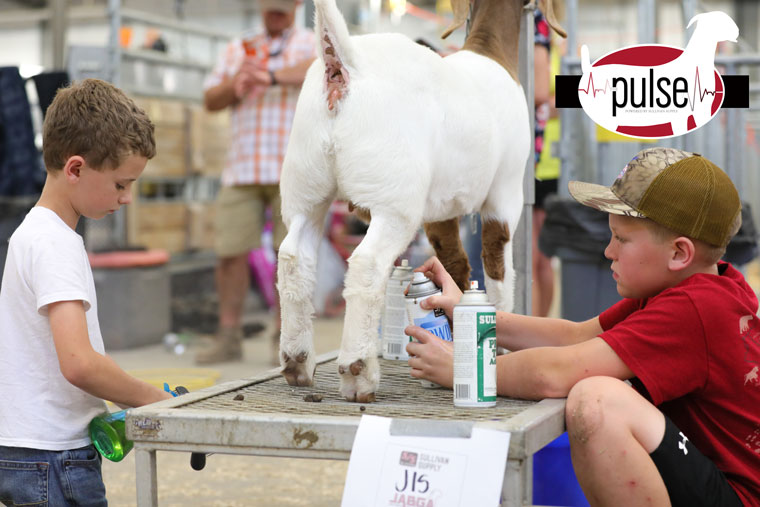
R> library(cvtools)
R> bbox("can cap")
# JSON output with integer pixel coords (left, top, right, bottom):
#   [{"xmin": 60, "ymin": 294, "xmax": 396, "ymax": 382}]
[
  {"xmin": 457, "ymin": 280, "xmax": 491, "ymax": 305},
  {"xmin": 406, "ymin": 272, "xmax": 440, "ymax": 299}
]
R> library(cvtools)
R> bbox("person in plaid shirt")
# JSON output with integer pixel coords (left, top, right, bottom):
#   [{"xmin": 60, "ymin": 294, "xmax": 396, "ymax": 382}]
[{"xmin": 198, "ymin": 0, "xmax": 316, "ymax": 365}]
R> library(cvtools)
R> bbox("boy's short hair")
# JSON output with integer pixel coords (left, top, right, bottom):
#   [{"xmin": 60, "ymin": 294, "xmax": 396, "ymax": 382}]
[
  {"xmin": 568, "ymin": 147, "xmax": 741, "ymax": 249},
  {"xmin": 642, "ymin": 218, "xmax": 727, "ymax": 264},
  {"xmin": 42, "ymin": 78, "xmax": 155, "ymax": 172}
]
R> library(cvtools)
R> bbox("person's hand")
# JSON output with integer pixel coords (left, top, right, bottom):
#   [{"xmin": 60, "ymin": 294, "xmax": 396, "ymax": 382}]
[
  {"xmin": 412, "ymin": 256, "xmax": 463, "ymax": 320},
  {"xmin": 405, "ymin": 325, "xmax": 454, "ymax": 389},
  {"xmin": 233, "ymin": 59, "xmax": 271, "ymax": 99}
]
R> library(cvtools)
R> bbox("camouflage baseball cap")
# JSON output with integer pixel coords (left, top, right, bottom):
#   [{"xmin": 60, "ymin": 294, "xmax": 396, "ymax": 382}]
[{"xmin": 568, "ymin": 147, "xmax": 741, "ymax": 247}]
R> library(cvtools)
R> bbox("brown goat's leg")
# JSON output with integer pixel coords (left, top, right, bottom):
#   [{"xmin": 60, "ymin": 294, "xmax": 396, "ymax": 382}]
[
  {"xmin": 423, "ymin": 219, "xmax": 470, "ymax": 291},
  {"xmin": 481, "ymin": 219, "xmax": 514, "ymax": 311},
  {"xmin": 481, "ymin": 219, "xmax": 510, "ymax": 281}
]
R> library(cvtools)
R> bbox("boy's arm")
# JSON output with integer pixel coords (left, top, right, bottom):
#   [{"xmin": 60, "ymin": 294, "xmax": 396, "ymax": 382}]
[
  {"xmin": 48, "ymin": 300, "xmax": 171, "ymax": 407},
  {"xmin": 497, "ymin": 312, "xmax": 604, "ymax": 350},
  {"xmin": 495, "ymin": 337, "xmax": 634, "ymax": 399},
  {"xmin": 406, "ymin": 328, "xmax": 633, "ymax": 399}
]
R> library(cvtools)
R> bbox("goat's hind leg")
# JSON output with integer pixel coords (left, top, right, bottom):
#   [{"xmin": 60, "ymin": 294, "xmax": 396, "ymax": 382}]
[
  {"xmin": 277, "ymin": 204, "xmax": 331, "ymax": 386},
  {"xmin": 339, "ymin": 213, "xmax": 418, "ymax": 402},
  {"xmin": 423, "ymin": 218, "xmax": 471, "ymax": 291},
  {"xmin": 481, "ymin": 218, "xmax": 515, "ymax": 312}
]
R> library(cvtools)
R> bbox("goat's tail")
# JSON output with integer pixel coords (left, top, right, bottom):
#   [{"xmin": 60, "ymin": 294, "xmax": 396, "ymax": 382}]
[{"xmin": 315, "ymin": 0, "xmax": 354, "ymax": 111}]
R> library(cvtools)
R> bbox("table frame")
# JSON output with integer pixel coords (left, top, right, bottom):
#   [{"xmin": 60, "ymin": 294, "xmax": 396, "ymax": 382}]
[{"xmin": 127, "ymin": 351, "xmax": 565, "ymax": 506}]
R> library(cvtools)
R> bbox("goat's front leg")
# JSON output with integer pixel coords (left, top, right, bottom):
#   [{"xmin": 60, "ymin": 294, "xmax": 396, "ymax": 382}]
[
  {"xmin": 339, "ymin": 214, "xmax": 418, "ymax": 402},
  {"xmin": 277, "ymin": 209, "xmax": 329, "ymax": 386}
]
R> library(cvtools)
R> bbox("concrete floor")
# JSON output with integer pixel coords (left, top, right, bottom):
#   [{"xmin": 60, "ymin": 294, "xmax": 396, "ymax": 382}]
[{"xmin": 104, "ymin": 313, "xmax": 349, "ymax": 506}]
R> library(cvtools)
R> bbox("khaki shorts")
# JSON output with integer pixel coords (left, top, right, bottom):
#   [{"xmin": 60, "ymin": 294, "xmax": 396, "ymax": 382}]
[{"xmin": 214, "ymin": 184, "xmax": 287, "ymax": 257}]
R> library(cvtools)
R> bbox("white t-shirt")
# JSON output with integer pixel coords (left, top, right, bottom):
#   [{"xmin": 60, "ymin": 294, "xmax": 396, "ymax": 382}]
[{"xmin": 0, "ymin": 206, "xmax": 107, "ymax": 450}]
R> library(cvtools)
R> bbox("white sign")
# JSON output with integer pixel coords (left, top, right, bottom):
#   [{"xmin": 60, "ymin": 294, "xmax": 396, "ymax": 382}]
[
  {"xmin": 577, "ymin": 11, "xmax": 737, "ymax": 139},
  {"xmin": 342, "ymin": 415, "xmax": 511, "ymax": 507}
]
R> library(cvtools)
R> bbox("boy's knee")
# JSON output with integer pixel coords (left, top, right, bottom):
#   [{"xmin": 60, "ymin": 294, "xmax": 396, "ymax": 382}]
[{"xmin": 565, "ymin": 376, "xmax": 626, "ymax": 443}]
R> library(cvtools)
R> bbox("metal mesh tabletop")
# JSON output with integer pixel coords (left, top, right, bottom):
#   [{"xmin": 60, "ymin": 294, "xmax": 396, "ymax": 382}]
[
  {"xmin": 127, "ymin": 352, "xmax": 565, "ymax": 460},
  {"xmin": 184, "ymin": 357, "xmax": 535, "ymax": 420}
]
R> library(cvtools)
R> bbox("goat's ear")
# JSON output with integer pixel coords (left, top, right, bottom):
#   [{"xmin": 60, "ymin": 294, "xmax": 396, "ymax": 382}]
[
  {"xmin": 539, "ymin": 0, "xmax": 567, "ymax": 38},
  {"xmin": 441, "ymin": 0, "xmax": 469, "ymax": 39}
]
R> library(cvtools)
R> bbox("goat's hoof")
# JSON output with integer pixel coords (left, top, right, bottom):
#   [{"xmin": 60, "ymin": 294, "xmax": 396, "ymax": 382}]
[
  {"xmin": 281, "ymin": 351, "xmax": 316, "ymax": 386},
  {"xmin": 337, "ymin": 356, "xmax": 380, "ymax": 403}
]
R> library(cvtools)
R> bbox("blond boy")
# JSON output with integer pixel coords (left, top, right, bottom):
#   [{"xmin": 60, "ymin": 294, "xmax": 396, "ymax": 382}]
[
  {"xmin": 0, "ymin": 79, "xmax": 171, "ymax": 505},
  {"xmin": 407, "ymin": 148, "xmax": 759, "ymax": 506}
]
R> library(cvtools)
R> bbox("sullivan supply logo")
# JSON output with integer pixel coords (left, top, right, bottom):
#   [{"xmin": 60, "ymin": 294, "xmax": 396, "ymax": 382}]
[{"xmin": 577, "ymin": 11, "xmax": 738, "ymax": 139}]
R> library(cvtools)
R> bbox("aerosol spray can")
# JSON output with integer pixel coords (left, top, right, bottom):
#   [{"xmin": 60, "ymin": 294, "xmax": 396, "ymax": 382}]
[
  {"xmin": 453, "ymin": 281, "xmax": 497, "ymax": 407},
  {"xmin": 405, "ymin": 272, "xmax": 452, "ymax": 388},
  {"xmin": 382, "ymin": 260, "xmax": 414, "ymax": 360}
]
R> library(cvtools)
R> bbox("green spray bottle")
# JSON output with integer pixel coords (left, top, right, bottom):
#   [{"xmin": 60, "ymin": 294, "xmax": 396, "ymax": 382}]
[{"xmin": 89, "ymin": 383, "xmax": 181, "ymax": 462}]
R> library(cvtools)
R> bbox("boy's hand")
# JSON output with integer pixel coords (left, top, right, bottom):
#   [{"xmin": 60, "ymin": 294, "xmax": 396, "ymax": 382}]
[
  {"xmin": 405, "ymin": 325, "xmax": 454, "ymax": 389},
  {"xmin": 413, "ymin": 256, "xmax": 463, "ymax": 320}
]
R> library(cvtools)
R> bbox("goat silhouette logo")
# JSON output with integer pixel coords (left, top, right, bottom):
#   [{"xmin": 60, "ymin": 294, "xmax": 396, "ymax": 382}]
[
  {"xmin": 578, "ymin": 11, "xmax": 738, "ymax": 139},
  {"xmin": 746, "ymin": 366, "xmax": 759, "ymax": 386}
]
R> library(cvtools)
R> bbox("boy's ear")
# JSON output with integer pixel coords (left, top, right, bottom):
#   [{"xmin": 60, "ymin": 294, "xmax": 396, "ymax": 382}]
[
  {"xmin": 62, "ymin": 156, "xmax": 86, "ymax": 182},
  {"xmin": 668, "ymin": 236, "xmax": 696, "ymax": 271}
]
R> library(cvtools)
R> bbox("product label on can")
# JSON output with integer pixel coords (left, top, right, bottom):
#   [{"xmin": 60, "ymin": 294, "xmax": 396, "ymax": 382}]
[
  {"xmin": 383, "ymin": 279, "xmax": 412, "ymax": 360},
  {"xmin": 454, "ymin": 309, "xmax": 497, "ymax": 405},
  {"xmin": 412, "ymin": 307, "xmax": 452, "ymax": 342}
]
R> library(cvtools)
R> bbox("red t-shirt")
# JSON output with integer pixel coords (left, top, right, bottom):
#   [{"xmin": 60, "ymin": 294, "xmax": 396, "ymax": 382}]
[{"xmin": 599, "ymin": 262, "xmax": 760, "ymax": 506}]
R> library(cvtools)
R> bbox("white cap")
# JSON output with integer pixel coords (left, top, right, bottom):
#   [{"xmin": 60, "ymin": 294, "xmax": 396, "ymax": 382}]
[
  {"xmin": 412, "ymin": 272, "xmax": 428, "ymax": 283},
  {"xmin": 259, "ymin": 0, "xmax": 297, "ymax": 13}
]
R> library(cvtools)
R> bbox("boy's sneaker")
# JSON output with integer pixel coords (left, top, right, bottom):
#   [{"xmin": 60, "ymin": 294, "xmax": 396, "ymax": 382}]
[{"xmin": 195, "ymin": 327, "xmax": 243, "ymax": 364}]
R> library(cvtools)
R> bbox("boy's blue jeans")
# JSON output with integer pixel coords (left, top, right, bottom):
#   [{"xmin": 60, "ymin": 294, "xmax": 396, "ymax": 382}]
[{"xmin": 0, "ymin": 444, "xmax": 107, "ymax": 506}]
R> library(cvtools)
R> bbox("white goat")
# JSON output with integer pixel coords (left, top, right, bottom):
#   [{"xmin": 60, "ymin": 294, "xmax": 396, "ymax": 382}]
[{"xmin": 277, "ymin": 0, "xmax": 565, "ymax": 402}]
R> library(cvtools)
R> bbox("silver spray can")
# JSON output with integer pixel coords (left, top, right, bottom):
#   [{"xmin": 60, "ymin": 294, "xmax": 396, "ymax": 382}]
[
  {"xmin": 382, "ymin": 259, "xmax": 414, "ymax": 360},
  {"xmin": 405, "ymin": 271, "xmax": 452, "ymax": 388},
  {"xmin": 453, "ymin": 281, "xmax": 497, "ymax": 407}
]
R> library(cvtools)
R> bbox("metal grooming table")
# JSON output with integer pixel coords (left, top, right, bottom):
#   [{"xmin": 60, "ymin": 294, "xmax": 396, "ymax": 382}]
[{"xmin": 127, "ymin": 351, "xmax": 565, "ymax": 506}]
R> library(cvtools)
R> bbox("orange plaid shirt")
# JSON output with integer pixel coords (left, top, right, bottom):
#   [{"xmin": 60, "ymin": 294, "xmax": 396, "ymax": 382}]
[{"xmin": 204, "ymin": 27, "xmax": 316, "ymax": 186}]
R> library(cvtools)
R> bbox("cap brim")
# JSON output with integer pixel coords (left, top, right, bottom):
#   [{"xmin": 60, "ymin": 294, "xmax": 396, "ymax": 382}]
[{"xmin": 568, "ymin": 181, "xmax": 645, "ymax": 218}]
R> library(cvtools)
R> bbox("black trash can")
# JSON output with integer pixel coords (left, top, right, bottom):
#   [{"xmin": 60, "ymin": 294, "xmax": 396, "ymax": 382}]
[
  {"xmin": 0, "ymin": 196, "xmax": 37, "ymax": 283},
  {"xmin": 538, "ymin": 195, "xmax": 621, "ymax": 322},
  {"xmin": 724, "ymin": 203, "xmax": 758, "ymax": 267}
]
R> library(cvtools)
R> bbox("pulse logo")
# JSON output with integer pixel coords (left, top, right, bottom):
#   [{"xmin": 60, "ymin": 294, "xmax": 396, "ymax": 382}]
[{"xmin": 577, "ymin": 11, "xmax": 738, "ymax": 139}]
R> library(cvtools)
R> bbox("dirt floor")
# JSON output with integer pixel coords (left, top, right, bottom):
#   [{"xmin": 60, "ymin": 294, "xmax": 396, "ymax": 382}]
[{"xmin": 102, "ymin": 453, "xmax": 349, "ymax": 506}]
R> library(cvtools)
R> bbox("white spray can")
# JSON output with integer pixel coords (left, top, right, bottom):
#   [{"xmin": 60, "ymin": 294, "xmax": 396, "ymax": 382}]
[
  {"xmin": 405, "ymin": 272, "xmax": 453, "ymax": 388},
  {"xmin": 382, "ymin": 260, "xmax": 414, "ymax": 360},
  {"xmin": 453, "ymin": 281, "xmax": 497, "ymax": 407}
]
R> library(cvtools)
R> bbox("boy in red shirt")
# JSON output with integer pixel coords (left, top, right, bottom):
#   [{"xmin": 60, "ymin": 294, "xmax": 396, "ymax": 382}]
[{"xmin": 407, "ymin": 147, "xmax": 759, "ymax": 506}]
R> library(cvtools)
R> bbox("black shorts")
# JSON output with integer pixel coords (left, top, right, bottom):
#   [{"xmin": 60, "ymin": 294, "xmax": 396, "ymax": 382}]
[{"xmin": 650, "ymin": 416, "xmax": 743, "ymax": 507}]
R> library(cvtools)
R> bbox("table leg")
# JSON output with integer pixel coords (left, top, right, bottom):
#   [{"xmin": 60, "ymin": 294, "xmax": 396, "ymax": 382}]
[
  {"xmin": 502, "ymin": 457, "xmax": 533, "ymax": 507},
  {"xmin": 135, "ymin": 447, "xmax": 158, "ymax": 507}
]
